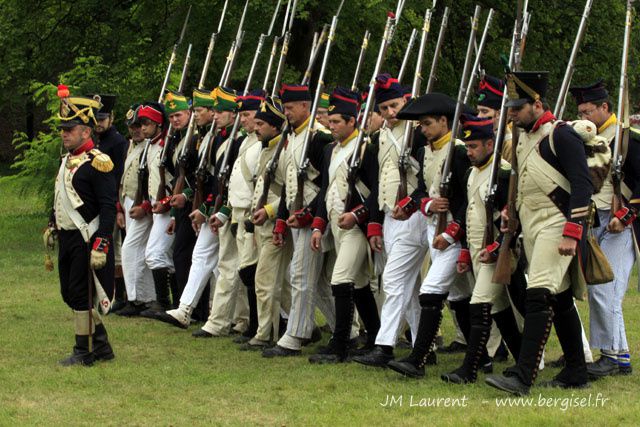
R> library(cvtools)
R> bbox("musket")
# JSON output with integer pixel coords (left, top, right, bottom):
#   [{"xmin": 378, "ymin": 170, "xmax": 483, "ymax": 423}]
[
  {"xmin": 134, "ymin": 138, "xmax": 152, "ymax": 208},
  {"xmin": 158, "ymin": 5, "xmax": 192, "ymax": 102},
  {"xmin": 259, "ymin": 0, "xmax": 286, "ymax": 92},
  {"xmin": 482, "ymin": 20, "xmax": 518, "ymax": 256},
  {"xmin": 176, "ymin": 0, "xmax": 250, "ymax": 202},
  {"xmin": 493, "ymin": 0, "xmax": 531, "ymax": 285},
  {"xmin": 200, "ymin": 0, "xmax": 230, "ymax": 89},
  {"xmin": 292, "ymin": 10, "xmax": 342, "ymax": 211},
  {"xmin": 254, "ymin": 2, "xmax": 326, "ymax": 213},
  {"xmin": 212, "ymin": 1, "xmax": 281, "ymax": 214},
  {"xmin": 271, "ymin": 0, "xmax": 299, "ymax": 97},
  {"xmin": 425, "ymin": 6, "xmax": 449, "ymax": 94},
  {"xmin": 343, "ymin": 3, "xmax": 405, "ymax": 212},
  {"xmin": 434, "ymin": 5, "xmax": 481, "ymax": 238},
  {"xmin": 351, "ymin": 30, "xmax": 371, "ymax": 91},
  {"xmin": 464, "ymin": 8, "xmax": 494, "ymax": 104},
  {"xmin": 222, "ymin": 0, "xmax": 250, "ymax": 87},
  {"xmin": 301, "ymin": 25, "xmax": 330, "ymax": 91},
  {"xmin": 397, "ymin": 28, "xmax": 418, "ymax": 84},
  {"xmin": 155, "ymin": 43, "xmax": 192, "ymax": 207},
  {"xmin": 611, "ymin": 0, "xmax": 633, "ymax": 216},
  {"xmin": 395, "ymin": 6, "xmax": 434, "ymax": 204},
  {"xmin": 309, "ymin": 32, "xmax": 321, "ymax": 68},
  {"xmin": 553, "ymin": 0, "xmax": 594, "ymax": 119},
  {"xmin": 263, "ymin": 35, "xmax": 282, "ymax": 91}
]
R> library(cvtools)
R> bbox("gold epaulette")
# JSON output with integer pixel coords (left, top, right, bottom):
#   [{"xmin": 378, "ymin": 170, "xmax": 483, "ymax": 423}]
[{"xmin": 89, "ymin": 149, "xmax": 114, "ymax": 173}]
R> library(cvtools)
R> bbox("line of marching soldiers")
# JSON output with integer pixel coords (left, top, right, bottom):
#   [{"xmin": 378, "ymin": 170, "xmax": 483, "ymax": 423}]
[{"xmin": 49, "ymin": 68, "xmax": 640, "ymax": 396}]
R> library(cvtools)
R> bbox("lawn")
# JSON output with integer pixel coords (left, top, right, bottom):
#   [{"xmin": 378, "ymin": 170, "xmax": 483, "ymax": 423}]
[{"xmin": 1, "ymin": 175, "xmax": 639, "ymax": 426}]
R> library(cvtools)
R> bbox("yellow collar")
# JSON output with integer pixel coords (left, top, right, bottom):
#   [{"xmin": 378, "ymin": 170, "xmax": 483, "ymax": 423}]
[
  {"xmin": 268, "ymin": 134, "xmax": 281, "ymax": 149},
  {"xmin": 340, "ymin": 129, "xmax": 359, "ymax": 147},
  {"xmin": 598, "ymin": 113, "xmax": 617, "ymax": 135},
  {"xmin": 294, "ymin": 115, "xmax": 311, "ymax": 135},
  {"xmin": 432, "ymin": 131, "xmax": 451, "ymax": 151},
  {"xmin": 477, "ymin": 154, "xmax": 493, "ymax": 171}
]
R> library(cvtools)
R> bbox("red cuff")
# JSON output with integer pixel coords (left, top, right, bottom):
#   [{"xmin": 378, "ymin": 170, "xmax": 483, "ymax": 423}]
[
  {"xmin": 420, "ymin": 197, "xmax": 433, "ymax": 216},
  {"xmin": 486, "ymin": 241, "xmax": 500, "ymax": 256},
  {"xmin": 445, "ymin": 221, "xmax": 464, "ymax": 241},
  {"xmin": 294, "ymin": 208, "xmax": 313, "ymax": 228},
  {"xmin": 562, "ymin": 222, "xmax": 583, "ymax": 241},
  {"xmin": 311, "ymin": 217, "xmax": 327, "ymax": 234},
  {"xmin": 140, "ymin": 200, "xmax": 152, "ymax": 214},
  {"xmin": 457, "ymin": 248, "xmax": 471, "ymax": 264},
  {"xmin": 615, "ymin": 207, "xmax": 637, "ymax": 226},
  {"xmin": 397, "ymin": 196, "xmax": 418, "ymax": 215},
  {"xmin": 351, "ymin": 204, "xmax": 368, "ymax": 224},
  {"xmin": 273, "ymin": 219, "xmax": 287, "ymax": 235},
  {"xmin": 116, "ymin": 202, "xmax": 124, "ymax": 214},
  {"xmin": 159, "ymin": 196, "xmax": 171, "ymax": 206},
  {"xmin": 367, "ymin": 222, "xmax": 383, "ymax": 239},
  {"xmin": 92, "ymin": 237, "xmax": 110, "ymax": 254}
]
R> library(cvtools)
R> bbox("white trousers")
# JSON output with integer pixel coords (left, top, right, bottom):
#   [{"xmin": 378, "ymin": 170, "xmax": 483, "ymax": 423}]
[
  {"xmin": 180, "ymin": 223, "xmax": 219, "ymax": 307},
  {"xmin": 145, "ymin": 210, "xmax": 175, "ymax": 271},
  {"xmin": 121, "ymin": 197, "xmax": 155, "ymax": 302},
  {"xmin": 279, "ymin": 228, "xmax": 335, "ymax": 348},
  {"xmin": 203, "ymin": 221, "xmax": 244, "ymax": 335},
  {"xmin": 375, "ymin": 212, "xmax": 424, "ymax": 347}
]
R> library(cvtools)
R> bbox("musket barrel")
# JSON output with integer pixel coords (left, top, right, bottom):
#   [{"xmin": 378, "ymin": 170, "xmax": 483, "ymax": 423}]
[
  {"xmin": 348, "ymin": 6, "xmax": 401, "ymax": 171},
  {"xmin": 159, "ymin": 47, "xmax": 178, "ymax": 103},
  {"xmin": 464, "ymin": 8, "xmax": 494, "ymax": 104},
  {"xmin": 296, "ymin": 17, "xmax": 338, "ymax": 187},
  {"xmin": 159, "ymin": 6, "xmax": 193, "ymax": 102},
  {"xmin": 553, "ymin": 0, "xmax": 593, "ymax": 119},
  {"xmin": 397, "ymin": 28, "xmax": 418, "ymax": 84},
  {"xmin": 613, "ymin": 2, "xmax": 633, "ymax": 173},
  {"xmin": 440, "ymin": 6, "xmax": 480, "ymax": 180},
  {"xmin": 263, "ymin": 36, "xmax": 281, "ymax": 91},
  {"xmin": 426, "ymin": 7, "xmax": 449, "ymax": 93},
  {"xmin": 395, "ymin": 7, "xmax": 434, "ymax": 201},
  {"xmin": 351, "ymin": 30, "xmax": 371, "ymax": 91},
  {"xmin": 436, "ymin": 6, "xmax": 481, "ymax": 233}
]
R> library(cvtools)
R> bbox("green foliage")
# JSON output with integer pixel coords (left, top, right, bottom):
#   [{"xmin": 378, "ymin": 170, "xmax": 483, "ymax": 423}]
[
  {"xmin": 10, "ymin": 56, "xmax": 123, "ymax": 207},
  {"xmin": 11, "ymin": 82, "xmax": 61, "ymax": 201},
  {"xmin": 3, "ymin": 0, "xmax": 640, "ymax": 200}
]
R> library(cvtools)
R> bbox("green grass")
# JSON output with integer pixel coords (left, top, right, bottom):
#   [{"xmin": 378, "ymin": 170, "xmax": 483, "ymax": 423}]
[{"xmin": 1, "ymin": 176, "xmax": 639, "ymax": 426}]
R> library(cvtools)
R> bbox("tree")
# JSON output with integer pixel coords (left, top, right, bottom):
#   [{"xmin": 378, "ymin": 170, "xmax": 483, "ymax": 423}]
[{"xmin": 5, "ymin": 0, "xmax": 638, "ymax": 205}]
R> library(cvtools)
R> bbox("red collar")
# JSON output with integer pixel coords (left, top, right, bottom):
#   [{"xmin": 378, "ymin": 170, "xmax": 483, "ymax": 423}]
[
  {"xmin": 72, "ymin": 140, "xmax": 94, "ymax": 155},
  {"xmin": 150, "ymin": 131, "xmax": 166, "ymax": 146},
  {"xmin": 531, "ymin": 110, "xmax": 556, "ymax": 133}
]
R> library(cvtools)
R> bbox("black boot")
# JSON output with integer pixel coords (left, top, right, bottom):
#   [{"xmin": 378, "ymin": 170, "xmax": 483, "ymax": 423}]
[
  {"xmin": 309, "ymin": 283, "xmax": 354, "ymax": 364},
  {"xmin": 110, "ymin": 277, "xmax": 127, "ymax": 313},
  {"xmin": 93, "ymin": 323, "xmax": 115, "ymax": 362},
  {"xmin": 507, "ymin": 255, "xmax": 528, "ymax": 316},
  {"xmin": 191, "ymin": 283, "xmax": 210, "ymax": 323},
  {"xmin": 141, "ymin": 268, "xmax": 174, "ymax": 318},
  {"xmin": 451, "ymin": 297, "xmax": 492, "ymax": 372},
  {"xmin": 442, "ymin": 303, "xmax": 492, "ymax": 384},
  {"xmin": 450, "ymin": 297, "xmax": 471, "ymax": 343},
  {"xmin": 387, "ymin": 293, "xmax": 447, "ymax": 379},
  {"xmin": 115, "ymin": 301, "xmax": 145, "ymax": 317},
  {"xmin": 352, "ymin": 285, "xmax": 380, "ymax": 354},
  {"xmin": 493, "ymin": 307, "xmax": 522, "ymax": 361},
  {"xmin": 486, "ymin": 288, "xmax": 553, "ymax": 395},
  {"xmin": 239, "ymin": 265, "xmax": 259, "ymax": 339},
  {"xmin": 543, "ymin": 290, "xmax": 588, "ymax": 388},
  {"xmin": 59, "ymin": 335, "xmax": 95, "ymax": 366}
]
